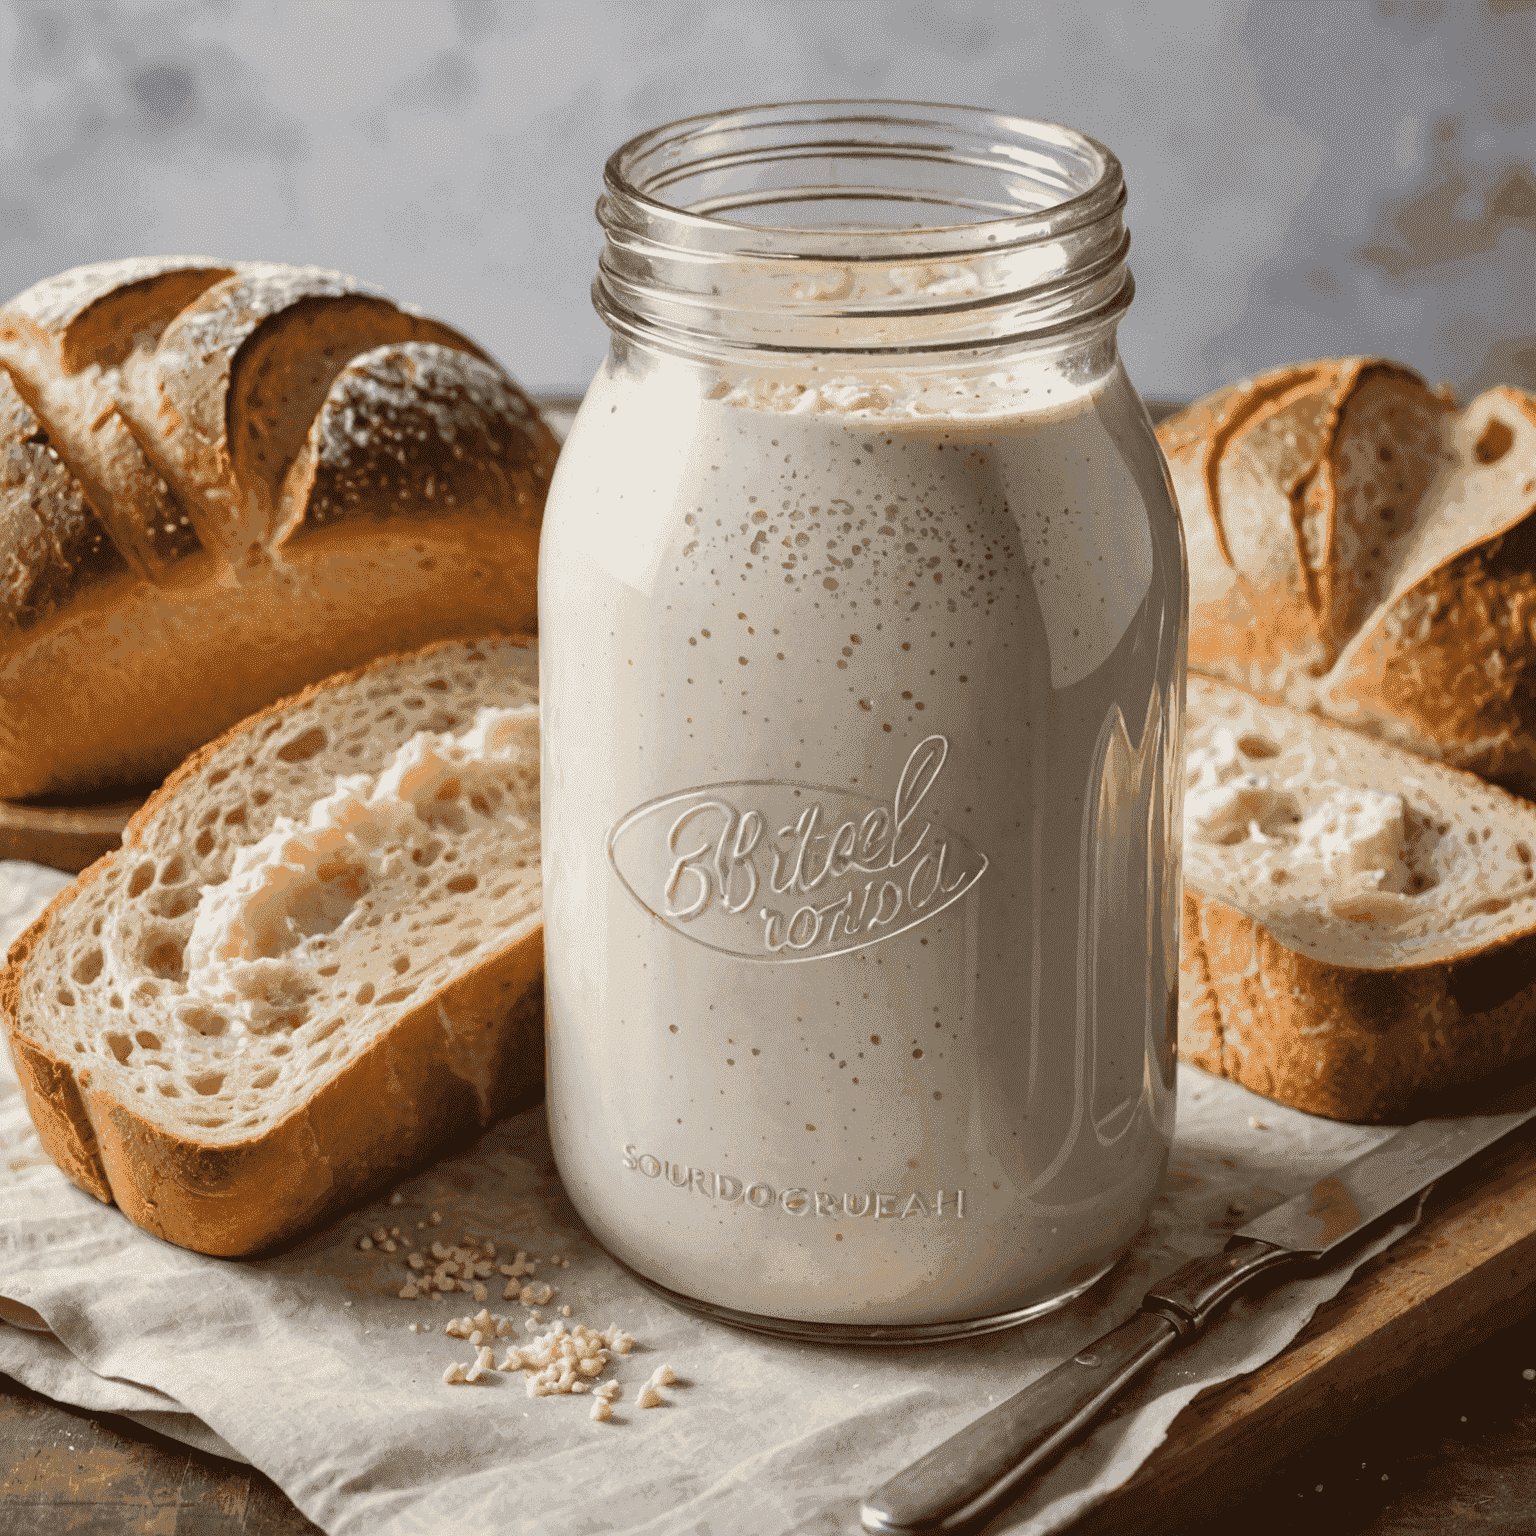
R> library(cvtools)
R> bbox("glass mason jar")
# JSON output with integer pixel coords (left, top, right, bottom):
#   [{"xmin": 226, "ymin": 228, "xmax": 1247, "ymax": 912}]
[{"xmin": 540, "ymin": 101, "xmax": 1186, "ymax": 1341}]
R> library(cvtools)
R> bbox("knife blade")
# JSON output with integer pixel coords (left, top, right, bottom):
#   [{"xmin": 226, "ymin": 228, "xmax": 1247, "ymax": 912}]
[
  {"xmin": 1235, "ymin": 1107, "xmax": 1536, "ymax": 1255},
  {"xmin": 861, "ymin": 1101, "xmax": 1536, "ymax": 1536}
]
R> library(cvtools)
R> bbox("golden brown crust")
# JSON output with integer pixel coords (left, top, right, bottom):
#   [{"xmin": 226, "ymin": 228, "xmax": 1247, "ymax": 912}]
[
  {"xmin": 1179, "ymin": 886, "xmax": 1536, "ymax": 1123},
  {"xmin": 0, "ymin": 259, "xmax": 554, "ymax": 801},
  {"xmin": 0, "ymin": 258, "xmax": 231, "ymax": 583},
  {"xmin": 2, "ymin": 524, "xmax": 539, "ymax": 799},
  {"xmin": 275, "ymin": 342, "xmax": 558, "ymax": 548},
  {"xmin": 1321, "ymin": 387, "xmax": 1536, "ymax": 794},
  {"xmin": 6, "ymin": 1023, "xmax": 113, "ymax": 1204},
  {"xmin": 0, "ymin": 257, "xmax": 233, "ymax": 353},
  {"xmin": 0, "ymin": 370, "xmax": 130, "ymax": 635},
  {"xmin": 1161, "ymin": 358, "xmax": 1451, "ymax": 696},
  {"xmin": 2, "ymin": 635, "xmax": 545, "ymax": 1257},
  {"xmin": 1163, "ymin": 358, "xmax": 1536, "ymax": 800},
  {"xmin": 116, "ymin": 267, "xmax": 488, "ymax": 558}
]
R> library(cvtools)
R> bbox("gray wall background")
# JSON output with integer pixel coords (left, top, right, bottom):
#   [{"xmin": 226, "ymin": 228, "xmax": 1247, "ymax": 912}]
[{"xmin": 1, "ymin": 0, "xmax": 1532, "ymax": 403}]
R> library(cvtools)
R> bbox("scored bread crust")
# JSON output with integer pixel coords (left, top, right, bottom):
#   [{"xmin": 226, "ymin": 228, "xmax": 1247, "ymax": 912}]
[
  {"xmin": 1159, "ymin": 359, "xmax": 1451, "ymax": 690},
  {"xmin": 1159, "ymin": 359, "xmax": 1536, "ymax": 799},
  {"xmin": 0, "ymin": 636, "xmax": 543, "ymax": 1257},
  {"xmin": 0, "ymin": 258, "xmax": 560, "ymax": 800},
  {"xmin": 1322, "ymin": 387, "xmax": 1536, "ymax": 792},
  {"xmin": 1179, "ymin": 678, "xmax": 1536, "ymax": 1123}
]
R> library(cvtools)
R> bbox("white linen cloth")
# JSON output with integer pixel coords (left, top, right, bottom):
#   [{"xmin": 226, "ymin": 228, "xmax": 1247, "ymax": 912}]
[{"xmin": 0, "ymin": 860, "xmax": 1420, "ymax": 1534}]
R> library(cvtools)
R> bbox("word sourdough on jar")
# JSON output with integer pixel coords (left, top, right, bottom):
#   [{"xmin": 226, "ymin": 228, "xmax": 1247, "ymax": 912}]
[
  {"xmin": 621, "ymin": 1145, "xmax": 967, "ymax": 1220},
  {"xmin": 608, "ymin": 735, "xmax": 989, "ymax": 961}
]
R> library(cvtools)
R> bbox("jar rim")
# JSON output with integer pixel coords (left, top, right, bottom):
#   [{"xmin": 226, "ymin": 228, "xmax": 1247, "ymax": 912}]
[
  {"xmin": 594, "ymin": 100, "xmax": 1133, "ymax": 360},
  {"xmin": 600, "ymin": 99, "xmax": 1124, "ymax": 261}
]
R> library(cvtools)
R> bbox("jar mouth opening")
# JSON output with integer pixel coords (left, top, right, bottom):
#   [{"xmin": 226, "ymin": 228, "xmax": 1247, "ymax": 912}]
[
  {"xmin": 602, "ymin": 99, "xmax": 1123, "ymax": 260},
  {"xmin": 595, "ymin": 100, "xmax": 1132, "ymax": 360}
]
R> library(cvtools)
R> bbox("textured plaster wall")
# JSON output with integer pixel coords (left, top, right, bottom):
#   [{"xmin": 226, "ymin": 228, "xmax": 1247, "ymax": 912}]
[{"xmin": 0, "ymin": 0, "xmax": 1532, "ymax": 403}]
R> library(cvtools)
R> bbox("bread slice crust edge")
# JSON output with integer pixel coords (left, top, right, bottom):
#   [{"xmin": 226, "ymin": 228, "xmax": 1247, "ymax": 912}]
[{"xmin": 1180, "ymin": 886, "xmax": 1536, "ymax": 1123}]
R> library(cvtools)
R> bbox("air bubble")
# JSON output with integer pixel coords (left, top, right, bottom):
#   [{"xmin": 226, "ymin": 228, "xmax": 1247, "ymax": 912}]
[
  {"xmin": 143, "ymin": 939, "xmax": 185, "ymax": 980},
  {"xmin": 177, "ymin": 1005, "xmax": 229, "ymax": 1037},
  {"xmin": 275, "ymin": 727, "xmax": 328, "ymax": 763},
  {"xmin": 71, "ymin": 948, "xmax": 104, "ymax": 985},
  {"xmin": 1236, "ymin": 735, "xmax": 1280, "ymax": 760}
]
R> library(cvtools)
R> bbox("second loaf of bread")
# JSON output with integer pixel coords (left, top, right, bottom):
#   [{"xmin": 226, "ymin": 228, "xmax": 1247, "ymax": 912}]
[
  {"xmin": 0, "ymin": 257, "xmax": 560, "ymax": 802},
  {"xmin": 1158, "ymin": 360, "xmax": 1536, "ymax": 800}
]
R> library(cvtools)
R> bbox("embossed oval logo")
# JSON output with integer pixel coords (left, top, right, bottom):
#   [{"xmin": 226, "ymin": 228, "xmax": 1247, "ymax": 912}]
[{"xmin": 607, "ymin": 735, "xmax": 988, "ymax": 963}]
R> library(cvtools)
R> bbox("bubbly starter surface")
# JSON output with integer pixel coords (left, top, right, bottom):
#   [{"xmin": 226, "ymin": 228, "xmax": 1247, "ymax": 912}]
[{"xmin": 539, "ymin": 360, "xmax": 1184, "ymax": 1326}]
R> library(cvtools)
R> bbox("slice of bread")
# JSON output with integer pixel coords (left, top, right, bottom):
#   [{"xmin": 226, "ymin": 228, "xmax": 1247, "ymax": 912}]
[
  {"xmin": 1, "ymin": 636, "xmax": 542, "ymax": 1256},
  {"xmin": 1180, "ymin": 676, "xmax": 1536, "ymax": 1123}
]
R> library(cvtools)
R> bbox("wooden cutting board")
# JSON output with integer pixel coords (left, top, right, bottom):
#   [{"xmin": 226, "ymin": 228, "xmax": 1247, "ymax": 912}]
[
  {"xmin": 0, "ymin": 796, "xmax": 142, "ymax": 874},
  {"xmin": 1071, "ymin": 1104, "xmax": 1536, "ymax": 1532}
]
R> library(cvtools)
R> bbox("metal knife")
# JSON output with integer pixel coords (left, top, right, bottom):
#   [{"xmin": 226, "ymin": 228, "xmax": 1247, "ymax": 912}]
[{"xmin": 861, "ymin": 1104, "xmax": 1536, "ymax": 1536}]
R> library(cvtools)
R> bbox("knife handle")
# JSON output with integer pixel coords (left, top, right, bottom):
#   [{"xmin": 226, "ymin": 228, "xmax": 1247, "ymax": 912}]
[
  {"xmin": 1144, "ymin": 1237, "xmax": 1301, "ymax": 1328},
  {"xmin": 860, "ymin": 1310, "xmax": 1179, "ymax": 1535},
  {"xmin": 860, "ymin": 1240, "xmax": 1302, "ymax": 1536}
]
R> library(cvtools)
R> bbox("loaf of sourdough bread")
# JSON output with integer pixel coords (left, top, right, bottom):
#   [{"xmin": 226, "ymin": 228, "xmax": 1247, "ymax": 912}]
[
  {"xmin": 1, "ymin": 636, "xmax": 542, "ymax": 1256},
  {"xmin": 1180, "ymin": 675, "xmax": 1536, "ymax": 1122},
  {"xmin": 1158, "ymin": 361, "xmax": 1536, "ymax": 798},
  {"xmin": 0, "ymin": 258, "xmax": 558, "ymax": 801}
]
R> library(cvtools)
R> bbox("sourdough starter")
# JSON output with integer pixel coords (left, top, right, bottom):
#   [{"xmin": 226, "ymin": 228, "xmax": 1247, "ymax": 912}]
[{"xmin": 540, "ymin": 357, "xmax": 1184, "ymax": 1327}]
